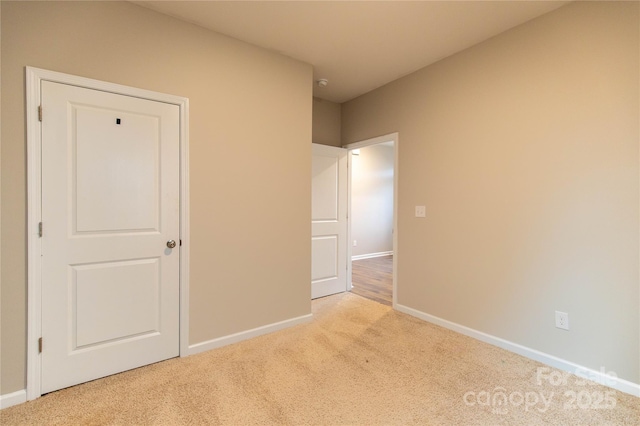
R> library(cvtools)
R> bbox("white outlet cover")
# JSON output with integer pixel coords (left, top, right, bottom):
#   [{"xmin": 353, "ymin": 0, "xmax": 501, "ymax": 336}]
[
  {"xmin": 555, "ymin": 311, "xmax": 569, "ymax": 330},
  {"xmin": 415, "ymin": 206, "xmax": 426, "ymax": 217}
]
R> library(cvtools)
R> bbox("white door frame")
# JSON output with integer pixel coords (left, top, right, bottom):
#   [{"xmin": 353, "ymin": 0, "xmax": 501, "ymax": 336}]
[
  {"xmin": 25, "ymin": 67, "xmax": 190, "ymax": 400},
  {"xmin": 344, "ymin": 132, "xmax": 399, "ymax": 307}
]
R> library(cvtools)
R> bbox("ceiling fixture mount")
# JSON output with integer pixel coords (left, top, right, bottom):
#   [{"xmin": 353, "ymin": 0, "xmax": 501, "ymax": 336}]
[{"xmin": 316, "ymin": 79, "xmax": 328, "ymax": 88}]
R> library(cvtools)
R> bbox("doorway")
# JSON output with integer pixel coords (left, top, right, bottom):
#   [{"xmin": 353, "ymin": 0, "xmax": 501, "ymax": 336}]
[
  {"xmin": 26, "ymin": 67, "xmax": 190, "ymax": 400},
  {"xmin": 345, "ymin": 133, "xmax": 398, "ymax": 307}
]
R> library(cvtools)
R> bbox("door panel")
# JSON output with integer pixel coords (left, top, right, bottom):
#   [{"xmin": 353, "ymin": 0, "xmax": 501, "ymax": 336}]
[
  {"xmin": 311, "ymin": 236, "xmax": 338, "ymax": 281},
  {"xmin": 41, "ymin": 81, "xmax": 180, "ymax": 393},
  {"xmin": 311, "ymin": 144, "xmax": 347, "ymax": 299},
  {"xmin": 311, "ymin": 155, "xmax": 339, "ymax": 220},
  {"xmin": 74, "ymin": 105, "xmax": 160, "ymax": 233},
  {"xmin": 73, "ymin": 258, "xmax": 160, "ymax": 348}
]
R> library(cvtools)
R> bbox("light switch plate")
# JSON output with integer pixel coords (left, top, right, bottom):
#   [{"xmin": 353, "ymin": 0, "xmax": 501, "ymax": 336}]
[{"xmin": 415, "ymin": 206, "xmax": 426, "ymax": 217}]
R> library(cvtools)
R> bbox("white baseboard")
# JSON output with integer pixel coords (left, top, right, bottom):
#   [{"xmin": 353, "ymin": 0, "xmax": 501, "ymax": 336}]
[
  {"xmin": 352, "ymin": 251, "xmax": 393, "ymax": 261},
  {"xmin": 1, "ymin": 390, "xmax": 27, "ymax": 410},
  {"xmin": 188, "ymin": 313, "xmax": 313, "ymax": 356},
  {"xmin": 395, "ymin": 303, "xmax": 640, "ymax": 398},
  {"xmin": 3, "ymin": 315, "xmax": 313, "ymax": 409}
]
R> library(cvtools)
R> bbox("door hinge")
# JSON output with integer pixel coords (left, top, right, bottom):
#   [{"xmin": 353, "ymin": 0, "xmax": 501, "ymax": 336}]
[
  {"xmin": 38, "ymin": 222, "xmax": 43, "ymax": 237},
  {"xmin": 38, "ymin": 337, "xmax": 43, "ymax": 353},
  {"xmin": 38, "ymin": 105, "xmax": 42, "ymax": 122}
]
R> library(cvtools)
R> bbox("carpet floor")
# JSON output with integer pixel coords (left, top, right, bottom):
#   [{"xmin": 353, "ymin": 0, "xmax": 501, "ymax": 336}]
[{"xmin": 2, "ymin": 292, "xmax": 639, "ymax": 425}]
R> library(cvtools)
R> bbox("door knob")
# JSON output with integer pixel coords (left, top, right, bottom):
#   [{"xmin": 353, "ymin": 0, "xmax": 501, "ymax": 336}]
[{"xmin": 167, "ymin": 240, "xmax": 177, "ymax": 249}]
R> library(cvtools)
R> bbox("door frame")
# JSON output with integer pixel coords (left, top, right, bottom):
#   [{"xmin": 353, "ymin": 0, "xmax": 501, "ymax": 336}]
[
  {"xmin": 25, "ymin": 67, "xmax": 190, "ymax": 400},
  {"xmin": 344, "ymin": 132, "xmax": 399, "ymax": 307}
]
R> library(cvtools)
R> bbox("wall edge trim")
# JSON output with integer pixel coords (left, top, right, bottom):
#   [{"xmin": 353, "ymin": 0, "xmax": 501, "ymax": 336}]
[
  {"xmin": 0, "ymin": 390, "xmax": 27, "ymax": 410},
  {"xmin": 352, "ymin": 251, "xmax": 393, "ymax": 261},
  {"xmin": 395, "ymin": 304, "xmax": 640, "ymax": 397},
  {"xmin": 187, "ymin": 313, "xmax": 313, "ymax": 356}
]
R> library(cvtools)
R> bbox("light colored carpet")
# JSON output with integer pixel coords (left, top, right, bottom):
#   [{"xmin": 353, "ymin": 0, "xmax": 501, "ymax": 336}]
[{"xmin": 2, "ymin": 292, "xmax": 639, "ymax": 425}]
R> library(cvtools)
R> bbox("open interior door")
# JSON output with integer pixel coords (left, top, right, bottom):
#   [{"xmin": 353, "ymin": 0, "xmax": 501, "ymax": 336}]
[{"xmin": 311, "ymin": 144, "xmax": 348, "ymax": 299}]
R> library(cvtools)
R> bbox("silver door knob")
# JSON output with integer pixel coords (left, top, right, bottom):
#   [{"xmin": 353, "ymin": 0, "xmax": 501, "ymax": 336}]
[{"xmin": 167, "ymin": 240, "xmax": 177, "ymax": 249}]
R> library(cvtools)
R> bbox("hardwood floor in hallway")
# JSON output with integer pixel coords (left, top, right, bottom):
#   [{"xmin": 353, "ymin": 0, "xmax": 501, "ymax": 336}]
[{"xmin": 350, "ymin": 255, "xmax": 393, "ymax": 306}]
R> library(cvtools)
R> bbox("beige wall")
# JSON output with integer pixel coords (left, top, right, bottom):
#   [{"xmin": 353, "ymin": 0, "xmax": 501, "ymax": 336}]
[
  {"xmin": 352, "ymin": 143, "xmax": 394, "ymax": 257},
  {"xmin": 312, "ymin": 98, "xmax": 341, "ymax": 147},
  {"xmin": 1, "ymin": 1, "xmax": 312, "ymax": 394},
  {"xmin": 343, "ymin": 1, "xmax": 639, "ymax": 383}
]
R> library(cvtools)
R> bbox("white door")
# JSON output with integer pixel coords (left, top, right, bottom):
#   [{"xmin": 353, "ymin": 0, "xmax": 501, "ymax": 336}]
[
  {"xmin": 311, "ymin": 144, "xmax": 348, "ymax": 299},
  {"xmin": 40, "ymin": 81, "xmax": 180, "ymax": 393}
]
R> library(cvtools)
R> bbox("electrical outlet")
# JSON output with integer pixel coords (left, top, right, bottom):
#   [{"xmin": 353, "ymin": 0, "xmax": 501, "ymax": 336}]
[
  {"xmin": 555, "ymin": 311, "xmax": 569, "ymax": 330},
  {"xmin": 415, "ymin": 206, "xmax": 426, "ymax": 217},
  {"xmin": 353, "ymin": 240, "xmax": 357, "ymax": 247}
]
